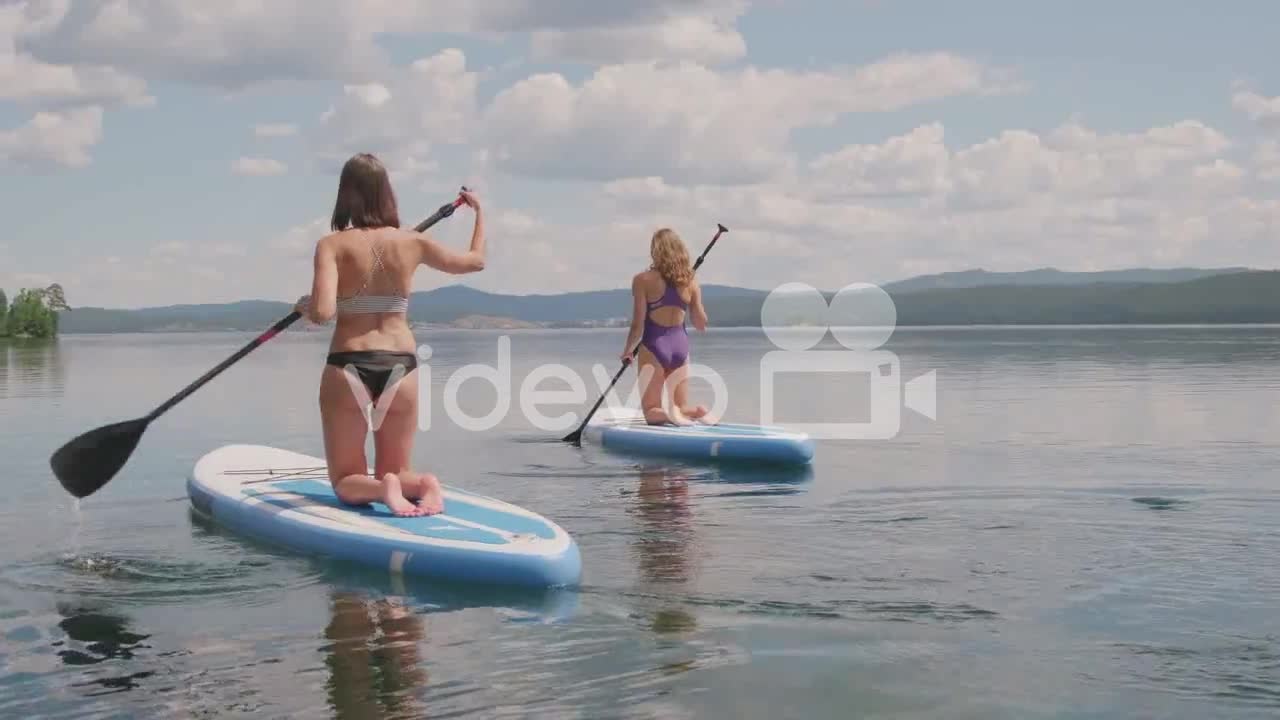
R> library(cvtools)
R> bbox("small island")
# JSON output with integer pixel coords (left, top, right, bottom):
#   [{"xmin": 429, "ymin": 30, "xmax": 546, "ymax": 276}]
[{"xmin": 0, "ymin": 284, "xmax": 67, "ymax": 340}]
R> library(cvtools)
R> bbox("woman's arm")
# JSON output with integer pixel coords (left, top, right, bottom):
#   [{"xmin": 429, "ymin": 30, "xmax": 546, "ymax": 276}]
[
  {"xmin": 304, "ymin": 237, "xmax": 338, "ymax": 324},
  {"xmin": 689, "ymin": 280, "xmax": 708, "ymax": 332},
  {"xmin": 418, "ymin": 192, "xmax": 485, "ymax": 274},
  {"xmin": 621, "ymin": 273, "xmax": 646, "ymax": 363}
]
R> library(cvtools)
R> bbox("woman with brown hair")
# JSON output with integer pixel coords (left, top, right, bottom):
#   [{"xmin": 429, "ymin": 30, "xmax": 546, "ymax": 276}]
[
  {"xmin": 620, "ymin": 228, "xmax": 715, "ymax": 426},
  {"xmin": 295, "ymin": 153, "xmax": 484, "ymax": 517}
]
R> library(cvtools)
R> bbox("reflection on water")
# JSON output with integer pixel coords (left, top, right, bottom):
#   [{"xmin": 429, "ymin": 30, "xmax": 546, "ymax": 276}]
[
  {"xmin": 632, "ymin": 465, "xmax": 698, "ymax": 636},
  {"xmin": 324, "ymin": 591, "xmax": 428, "ymax": 719},
  {"xmin": 52, "ymin": 601, "xmax": 154, "ymax": 694},
  {"xmin": 703, "ymin": 463, "xmax": 815, "ymax": 495},
  {"xmin": 0, "ymin": 339, "xmax": 65, "ymax": 400}
]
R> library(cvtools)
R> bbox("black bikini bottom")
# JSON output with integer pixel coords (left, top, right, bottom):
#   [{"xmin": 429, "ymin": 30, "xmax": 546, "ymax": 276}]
[{"xmin": 325, "ymin": 350, "xmax": 418, "ymax": 402}]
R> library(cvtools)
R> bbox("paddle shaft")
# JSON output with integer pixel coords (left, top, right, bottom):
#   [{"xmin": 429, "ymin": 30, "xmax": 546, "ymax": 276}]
[
  {"xmin": 147, "ymin": 190, "xmax": 469, "ymax": 425},
  {"xmin": 565, "ymin": 224, "xmax": 728, "ymax": 442}
]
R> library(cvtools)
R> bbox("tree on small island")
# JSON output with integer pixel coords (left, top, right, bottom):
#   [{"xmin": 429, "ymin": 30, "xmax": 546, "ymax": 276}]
[{"xmin": 3, "ymin": 283, "xmax": 69, "ymax": 339}]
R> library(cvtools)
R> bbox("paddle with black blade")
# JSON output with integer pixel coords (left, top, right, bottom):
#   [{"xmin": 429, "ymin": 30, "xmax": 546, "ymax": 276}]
[
  {"xmin": 49, "ymin": 187, "xmax": 472, "ymax": 499},
  {"xmin": 562, "ymin": 222, "xmax": 728, "ymax": 445}
]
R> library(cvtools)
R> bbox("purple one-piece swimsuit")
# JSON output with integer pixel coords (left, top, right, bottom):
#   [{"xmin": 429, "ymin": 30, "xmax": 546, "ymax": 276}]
[{"xmin": 641, "ymin": 282, "xmax": 690, "ymax": 370}]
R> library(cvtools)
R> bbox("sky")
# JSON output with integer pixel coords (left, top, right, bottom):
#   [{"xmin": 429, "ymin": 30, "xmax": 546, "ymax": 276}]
[{"xmin": 1, "ymin": 0, "xmax": 1278, "ymax": 308}]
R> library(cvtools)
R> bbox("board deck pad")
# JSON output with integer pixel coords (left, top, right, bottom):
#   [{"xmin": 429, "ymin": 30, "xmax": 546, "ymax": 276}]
[{"xmin": 246, "ymin": 478, "xmax": 555, "ymax": 544}]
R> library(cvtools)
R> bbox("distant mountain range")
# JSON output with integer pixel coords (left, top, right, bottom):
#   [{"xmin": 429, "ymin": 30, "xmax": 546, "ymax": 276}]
[
  {"xmin": 54, "ymin": 266, "xmax": 1280, "ymax": 333},
  {"xmin": 881, "ymin": 266, "xmax": 1251, "ymax": 292}
]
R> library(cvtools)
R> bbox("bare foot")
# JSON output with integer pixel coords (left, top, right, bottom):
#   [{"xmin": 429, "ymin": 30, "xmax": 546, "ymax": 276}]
[
  {"xmin": 415, "ymin": 473, "xmax": 445, "ymax": 516},
  {"xmin": 668, "ymin": 407, "xmax": 696, "ymax": 427},
  {"xmin": 395, "ymin": 472, "xmax": 428, "ymax": 501},
  {"xmin": 644, "ymin": 407, "xmax": 690, "ymax": 426},
  {"xmin": 685, "ymin": 405, "xmax": 718, "ymax": 425},
  {"xmin": 380, "ymin": 473, "xmax": 422, "ymax": 517}
]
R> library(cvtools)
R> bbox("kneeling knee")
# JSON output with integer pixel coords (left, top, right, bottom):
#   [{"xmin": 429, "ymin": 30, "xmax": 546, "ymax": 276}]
[{"xmin": 332, "ymin": 483, "xmax": 365, "ymax": 507}]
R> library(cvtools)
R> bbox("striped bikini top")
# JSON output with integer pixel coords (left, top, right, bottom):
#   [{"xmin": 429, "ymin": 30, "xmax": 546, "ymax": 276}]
[{"xmin": 335, "ymin": 237, "xmax": 409, "ymax": 315}]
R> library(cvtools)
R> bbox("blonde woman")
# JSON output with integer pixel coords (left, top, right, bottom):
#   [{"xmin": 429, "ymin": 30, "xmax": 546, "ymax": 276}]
[{"xmin": 620, "ymin": 229, "xmax": 715, "ymax": 426}]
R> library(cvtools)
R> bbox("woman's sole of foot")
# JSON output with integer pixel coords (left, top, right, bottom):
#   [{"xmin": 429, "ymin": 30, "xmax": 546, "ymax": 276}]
[
  {"xmin": 380, "ymin": 473, "xmax": 423, "ymax": 517},
  {"xmin": 415, "ymin": 474, "xmax": 445, "ymax": 516}
]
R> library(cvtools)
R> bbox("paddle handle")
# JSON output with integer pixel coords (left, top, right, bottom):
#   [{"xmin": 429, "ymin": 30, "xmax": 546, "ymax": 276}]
[
  {"xmin": 692, "ymin": 223, "xmax": 728, "ymax": 272},
  {"xmin": 414, "ymin": 186, "xmax": 468, "ymax": 232}
]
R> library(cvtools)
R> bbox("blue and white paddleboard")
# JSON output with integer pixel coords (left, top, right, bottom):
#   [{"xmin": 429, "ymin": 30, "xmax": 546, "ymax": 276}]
[
  {"xmin": 188, "ymin": 445, "xmax": 581, "ymax": 588},
  {"xmin": 584, "ymin": 407, "xmax": 815, "ymax": 465}
]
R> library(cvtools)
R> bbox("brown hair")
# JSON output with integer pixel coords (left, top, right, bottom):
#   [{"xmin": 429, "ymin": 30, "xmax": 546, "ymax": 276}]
[
  {"xmin": 650, "ymin": 228, "xmax": 694, "ymax": 287},
  {"xmin": 330, "ymin": 153, "xmax": 400, "ymax": 231}
]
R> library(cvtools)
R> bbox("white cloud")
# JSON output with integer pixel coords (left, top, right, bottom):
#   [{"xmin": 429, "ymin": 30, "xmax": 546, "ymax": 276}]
[
  {"xmin": 0, "ymin": 49, "xmax": 150, "ymax": 107},
  {"xmin": 268, "ymin": 217, "xmax": 329, "ymax": 259},
  {"xmin": 1232, "ymin": 89, "xmax": 1280, "ymax": 131},
  {"xmin": 944, "ymin": 120, "xmax": 1230, "ymax": 209},
  {"xmin": 482, "ymin": 53, "xmax": 1019, "ymax": 184},
  {"xmin": 311, "ymin": 49, "xmax": 477, "ymax": 173},
  {"xmin": 1194, "ymin": 159, "xmax": 1244, "ymax": 182},
  {"xmin": 254, "ymin": 123, "xmax": 298, "ymax": 138},
  {"xmin": 809, "ymin": 123, "xmax": 952, "ymax": 197},
  {"xmin": 13, "ymin": 0, "xmax": 752, "ymax": 92},
  {"xmin": 529, "ymin": 14, "xmax": 747, "ymax": 66},
  {"xmin": 0, "ymin": 106, "xmax": 103, "ymax": 168},
  {"xmin": 343, "ymin": 83, "xmax": 392, "ymax": 108},
  {"xmin": 591, "ymin": 114, "xmax": 1269, "ymax": 289},
  {"xmin": 232, "ymin": 157, "xmax": 287, "ymax": 176},
  {"xmin": 16, "ymin": 0, "xmax": 394, "ymax": 90},
  {"xmin": 0, "ymin": 2, "xmax": 150, "ymax": 107}
]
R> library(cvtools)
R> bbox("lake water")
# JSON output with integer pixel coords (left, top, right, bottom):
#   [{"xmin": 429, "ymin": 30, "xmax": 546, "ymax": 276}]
[{"xmin": 2, "ymin": 326, "xmax": 1279, "ymax": 719}]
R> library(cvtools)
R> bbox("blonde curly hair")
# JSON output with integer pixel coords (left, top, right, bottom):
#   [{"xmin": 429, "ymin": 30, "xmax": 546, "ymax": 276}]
[{"xmin": 649, "ymin": 228, "xmax": 693, "ymax": 287}]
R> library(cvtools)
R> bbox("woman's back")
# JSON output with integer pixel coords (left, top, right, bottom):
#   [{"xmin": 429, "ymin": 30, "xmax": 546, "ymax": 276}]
[
  {"xmin": 332, "ymin": 227, "xmax": 414, "ymax": 298},
  {"xmin": 639, "ymin": 270, "xmax": 692, "ymax": 327},
  {"xmin": 328, "ymin": 227, "xmax": 418, "ymax": 352}
]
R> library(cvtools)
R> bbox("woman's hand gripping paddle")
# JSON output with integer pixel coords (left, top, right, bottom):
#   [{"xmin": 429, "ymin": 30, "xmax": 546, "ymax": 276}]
[
  {"xmin": 49, "ymin": 189, "xmax": 471, "ymax": 499},
  {"xmin": 562, "ymin": 223, "xmax": 728, "ymax": 445}
]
